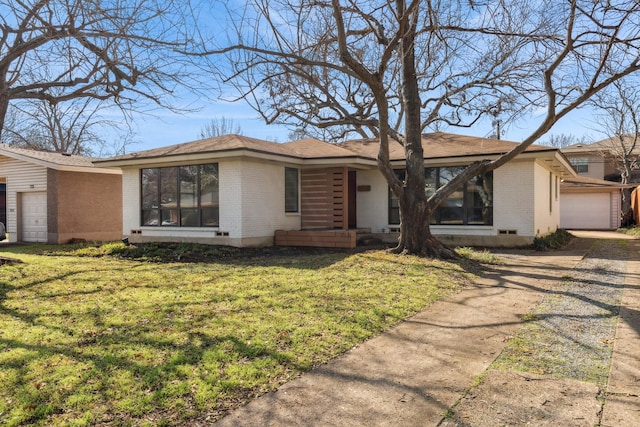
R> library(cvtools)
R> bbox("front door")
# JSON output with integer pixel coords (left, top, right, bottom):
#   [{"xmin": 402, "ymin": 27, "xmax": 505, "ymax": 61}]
[{"xmin": 348, "ymin": 171, "xmax": 357, "ymax": 228}]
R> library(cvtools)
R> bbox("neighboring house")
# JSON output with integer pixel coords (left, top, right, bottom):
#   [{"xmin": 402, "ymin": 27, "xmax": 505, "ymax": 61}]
[
  {"xmin": 0, "ymin": 145, "xmax": 123, "ymax": 243},
  {"xmin": 561, "ymin": 139, "xmax": 637, "ymax": 229},
  {"xmin": 96, "ymin": 132, "xmax": 574, "ymax": 248}
]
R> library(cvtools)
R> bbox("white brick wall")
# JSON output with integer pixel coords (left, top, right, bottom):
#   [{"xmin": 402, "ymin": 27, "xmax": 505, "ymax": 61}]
[
  {"xmin": 121, "ymin": 168, "xmax": 140, "ymax": 234},
  {"xmin": 236, "ymin": 159, "xmax": 300, "ymax": 238},
  {"xmin": 355, "ymin": 169, "xmax": 389, "ymax": 231},
  {"xmin": 494, "ymin": 161, "xmax": 535, "ymax": 236},
  {"xmin": 121, "ymin": 159, "xmax": 300, "ymax": 246},
  {"xmin": 533, "ymin": 162, "xmax": 560, "ymax": 236}
]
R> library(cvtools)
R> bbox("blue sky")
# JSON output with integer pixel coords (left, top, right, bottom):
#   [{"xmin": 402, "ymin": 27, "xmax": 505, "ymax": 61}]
[{"xmin": 124, "ymin": 99, "xmax": 601, "ymax": 154}]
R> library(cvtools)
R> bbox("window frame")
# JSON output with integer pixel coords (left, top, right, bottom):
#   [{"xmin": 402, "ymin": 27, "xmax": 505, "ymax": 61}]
[
  {"xmin": 569, "ymin": 157, "xmax": 589, "ymax": 173},
  {"xmin": 140, "ymin": 163, "xmax": 219, "ymax": 227},
  {"xmin": 284, "ymin": 167, "xmax": 300, "ymax": 213}
]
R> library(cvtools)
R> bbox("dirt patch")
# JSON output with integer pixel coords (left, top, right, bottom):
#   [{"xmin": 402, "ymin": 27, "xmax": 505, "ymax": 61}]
[
  {"xmin": 0, "ymin": 256, "xmax": 23, "ymax": 265},
  {"xmin": 440, "ymin": 370, "xmax": 601, "ymax": 427}
]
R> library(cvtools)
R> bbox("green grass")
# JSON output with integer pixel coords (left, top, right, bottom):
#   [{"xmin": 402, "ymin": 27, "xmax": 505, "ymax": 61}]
[
  {"xmin": 0, "ymin": 243, "xmax": 472, "ymax": 426},
  {"xmin": 619, "ymin": 226, "xmax": 640, "ymax": 237}
]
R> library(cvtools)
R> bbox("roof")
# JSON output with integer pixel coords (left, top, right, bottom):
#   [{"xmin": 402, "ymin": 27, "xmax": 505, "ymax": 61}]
[
  {"xmin": 95, "ymin": 132, "xmax": 572, "ymax": 177},
  {"xmin": 561, "ymin": 175, "xmax": 634, "ymax": 190},
  {"xmin": 563, "ymin": 134, "xmax": 640, "ymax": 156},
  {"xmin": 282, "ymin": 138, "xmax": 358, "ymax": 158},
  {"xmin": 0, "ymin": 144, "xmax": 120, "ymax": 174},
  {"xmin": 98, "ymin": 132, "xmax": 555, "ymax": 162},
  {"xmin": 102, "ymin": 134, "xmax": 301, "ymax": 162},
  {"xmin": 338, "ymin": 132, "xmax": 555, "ymax": 161}
]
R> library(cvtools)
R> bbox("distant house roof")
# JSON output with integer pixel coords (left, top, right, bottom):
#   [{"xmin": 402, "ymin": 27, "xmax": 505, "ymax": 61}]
[
  {"xmin": 561, "ymin": 175, "xmax": 634, "ymax": 190},
  {"xmin": 95, "ymin": 131, "xmax": 574, "ymax": 177},
  {"xmin": 0, "ymin": 144, "xmax": 120, "ymax": 174},
  {"xmin": 563, "ymin": 134, "xmax": 640, "ymax": 156}
]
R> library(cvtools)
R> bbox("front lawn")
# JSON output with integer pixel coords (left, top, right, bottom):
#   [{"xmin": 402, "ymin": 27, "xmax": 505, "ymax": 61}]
[{"xmin": 0, "ymin": 243, "xmax": 473, "ymax": 426}]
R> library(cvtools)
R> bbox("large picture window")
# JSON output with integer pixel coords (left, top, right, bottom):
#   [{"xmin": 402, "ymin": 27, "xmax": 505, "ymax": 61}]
[
  {"xmin": 389, "ymin": 168, "xmax": 493, "ymax": 226},
  {"xmin": 141, "ymin": 164, "xmax": 219, "ymax": 227}
]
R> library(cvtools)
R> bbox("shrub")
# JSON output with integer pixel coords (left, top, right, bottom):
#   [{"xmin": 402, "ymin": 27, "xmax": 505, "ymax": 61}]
[{"xmin": 533, "ymin": 228, "xmax": 573, "ymax": 251}]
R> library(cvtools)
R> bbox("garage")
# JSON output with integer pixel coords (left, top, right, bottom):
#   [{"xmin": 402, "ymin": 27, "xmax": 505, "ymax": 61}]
[
  {"xmin": 21, "ymin": 192, "xmax": 48, "ymax": 242},
  {"xmin": 560, "ymin": 192, "xmax": 617, "ymax": 230}
]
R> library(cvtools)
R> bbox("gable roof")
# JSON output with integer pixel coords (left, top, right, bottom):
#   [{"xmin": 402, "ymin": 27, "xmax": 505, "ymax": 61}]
[{"xmin": 0, "ymin": 144, "xmax": 120, "ymax": 174}]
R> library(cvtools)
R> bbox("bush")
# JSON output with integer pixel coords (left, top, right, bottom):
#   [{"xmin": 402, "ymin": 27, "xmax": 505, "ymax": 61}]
[{"xmin": 533, "ymin": 228, "xmax": 573, "ymax": 251}]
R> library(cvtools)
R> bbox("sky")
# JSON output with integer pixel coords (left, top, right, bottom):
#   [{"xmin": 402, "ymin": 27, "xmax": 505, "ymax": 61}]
[{"xmin": 123, "ymin": 99, "xmax": 602, "ymax": 154}]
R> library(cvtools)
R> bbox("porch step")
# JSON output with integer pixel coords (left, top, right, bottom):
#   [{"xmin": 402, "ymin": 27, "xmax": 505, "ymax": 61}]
[{"xmin": 275, "ymin": 229, "xmax": 356, "ymax": 248}]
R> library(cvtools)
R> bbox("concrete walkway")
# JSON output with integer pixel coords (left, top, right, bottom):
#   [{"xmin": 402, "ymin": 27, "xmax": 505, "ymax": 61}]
[
  {"xmin": 216, "ymin": 232, "xmax": 639, "ymax": 426},
  {"xmin": 601, "ymin": 237, "xmax": 640, "ymax": 427}
]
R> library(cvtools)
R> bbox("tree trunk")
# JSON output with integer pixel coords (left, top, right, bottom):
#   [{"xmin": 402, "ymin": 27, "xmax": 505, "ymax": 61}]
[
  {"xmin": 0, "ymin": 88, "xmax": 8, "ymax": 138},
  {"xmin": 387, "ymin": 0, "xmax": 457, "ymax": 259},
  {"xmin": 620, "ymin": 160, "xmax": 634, "ymax": 227},
  {"xmin": 393, "ymin": 190, "xmax": 458, "ymax": 258}
]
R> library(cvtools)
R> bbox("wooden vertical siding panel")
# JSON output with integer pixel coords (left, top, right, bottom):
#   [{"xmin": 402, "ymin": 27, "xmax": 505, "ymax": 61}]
[{"xmin": 301, "ymin": 167, "xmax": 348, "ymax": 230}]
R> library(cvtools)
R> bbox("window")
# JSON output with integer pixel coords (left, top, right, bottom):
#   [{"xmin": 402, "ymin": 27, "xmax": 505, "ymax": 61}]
[
  {"xmin": 389, "ymin": 168, "xmax": 493, "ymax": 226},
  {"xmin": 141, "ymin": 163, "xmax": 219, "ymax": 227},
  {"xmin": 285, "ymin": 167, "xmax": 299, "ymax": 213},
  {"xmin": 569, "ymin": 157, "xmax": 589, "ymax": 173},
  {"xmin": 549, "ymin": 171, "xmax": 553, "ymax": 213}
]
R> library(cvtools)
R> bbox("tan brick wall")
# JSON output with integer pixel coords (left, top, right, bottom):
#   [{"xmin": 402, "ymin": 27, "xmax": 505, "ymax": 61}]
[{"xmin": 48, "ymin": 170, "xmax": 122, "ymax": 243}]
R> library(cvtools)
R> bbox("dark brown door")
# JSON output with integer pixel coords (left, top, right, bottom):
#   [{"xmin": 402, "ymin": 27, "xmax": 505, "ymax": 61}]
[{"xmin": 348, "ymin": 171, "xmax": 357, "ymax": 228}]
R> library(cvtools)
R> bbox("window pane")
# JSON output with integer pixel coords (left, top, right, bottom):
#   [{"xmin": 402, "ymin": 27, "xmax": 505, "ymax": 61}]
[
  {"xmin": 202, "ymin": 207, "xmax": 219, "ymax": 227},
  {"xmin": 200, "ymin": 164, "xmax": 219, "ymax": 208},
  {"xmin": 437, "ymin": 167, "xmax": 465, "ymax": 224},
  {"xmin": 160, "ymin": 168, "xmax": 178, "ymax": 209},
  {"xmin": 141, "ymin": 168, "xmax": 159, "ymax": 209},
  {"xmin": 466, "ymin": 173, "xmax": 493, "ymax": 225},
  {"xmin": 425, "ymin": 168, "xmax": 437, "ymax": 197},
  {"xmin": 180, "ymin": 166, "xmax": 198, "ymax": 208},
  {"xmin": 161, "ymin": 209, "xmax": 178, "ymax": 226},
  {"xmin": 142, "ymin": 209, "xmax": 159, "ymax": 226},
  {"xmin": 438, "ymin": 166, "xmax": 465, "ymax": 187},
  {"xmin": 438, "ymin": 190, "xmax": 464, "ymax": 224},
  {"xmin": 388, "ymin": 170, "xmax": 404, "ymax": 225},
  {"xmin": 181, "ymin": 208, "xmax": 199, "ymax": 226},
  {"xmin": 285, "ymin": 167, "xmax": 299, "ymax": 212}
]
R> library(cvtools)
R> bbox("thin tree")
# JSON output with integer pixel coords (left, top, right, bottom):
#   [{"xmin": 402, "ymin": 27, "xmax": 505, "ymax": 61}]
[
  {"xmin": 590, "ymin": 79, "xmax": 640, "ymax": 225},
  {"xmin": 540, "ymin": 134, "xmax": 591, "ymax": 149},
  {"xmin": 203, "ymin": 0, "xmax": 640, "ymax": 257},
  {"xmin": 0, "ymin": 0, "xmax": 206, "ymax": 142},
  {"xmin": 3, "ymin": 97, "xmax": 124, "ymax": 156},
  {"xmin": 199, "ymin": 116, "xmax": 242, "ymax": 138}
]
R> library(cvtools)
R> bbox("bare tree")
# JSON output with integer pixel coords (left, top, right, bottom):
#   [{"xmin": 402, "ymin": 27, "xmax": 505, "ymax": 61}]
[
  {"xmin": 590, "ymin": 79, "xmax": 640, "ymax": 225},
  {"xmin": 2, "ymin": 97, "xmax": 132, "ymax": 156},
  {"xmin": 199, "ymin": 116, "xmax": 242, "ymax": 138},
  {"xmin": 540, "ymin": 134, "xmax": 591, "ymax": 149},
  {"xmin": 0, "ymin": 0, "xmax": 206, "ymax": 142},
  {"xmin": 203, "ymin": 0, "xmax": 640, "ymax": 257}
]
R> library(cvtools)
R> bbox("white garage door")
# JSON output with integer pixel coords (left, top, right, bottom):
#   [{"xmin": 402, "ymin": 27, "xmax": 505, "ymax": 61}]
[
  {"xmin": 21, "ymin": 192, "xmax": 47, "ymax": 242},
  {"xmin": 561, "ymin": 193, "xmax": 612, "ymax": 230}
]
